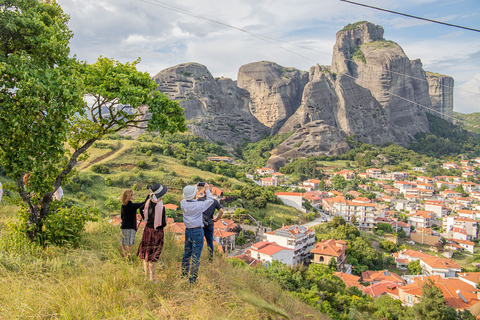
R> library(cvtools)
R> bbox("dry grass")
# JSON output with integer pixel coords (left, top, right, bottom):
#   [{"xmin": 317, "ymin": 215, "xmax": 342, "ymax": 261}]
[{"xmin": 0, "ymin": 220, "xmax": 327, "ymax": 319}]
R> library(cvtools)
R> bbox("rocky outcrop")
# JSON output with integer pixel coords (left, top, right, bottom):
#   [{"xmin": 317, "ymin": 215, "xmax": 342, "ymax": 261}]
[
  {"xmin": 426, "ymin": 72, "xmax": 454, "ymax": 122},
  {"xmin": 271, "ymin": 120, "xmax": 350, "ymax": 159},
  {"xmin": 332, "ymin": 22, "xmax": 430, "ymax": 138},
  {"xmin": 237, "ymin": 61, "xmax": 309, "ymax": 131},
  {"xmin": 152, "ymin": 63, "xmax": 269, "ymax": 146},
  {"xmin": 134, "ymin": 21, "xmax": 453, "ymax": 161}
]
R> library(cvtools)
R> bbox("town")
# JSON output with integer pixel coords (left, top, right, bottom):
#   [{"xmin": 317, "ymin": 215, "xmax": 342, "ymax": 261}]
[{"xmin": 131, "ymin": 156, "xmax": 480, "ymax": 317}]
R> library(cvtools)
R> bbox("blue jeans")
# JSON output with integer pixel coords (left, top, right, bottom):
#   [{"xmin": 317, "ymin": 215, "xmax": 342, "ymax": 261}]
[
  {"xmin": 181, "ymin": 228, "xmax": 204, "ymax": 283},
  {"xmin": 203, "ymin": 224, "xmax": 214, "ymax": 261}
]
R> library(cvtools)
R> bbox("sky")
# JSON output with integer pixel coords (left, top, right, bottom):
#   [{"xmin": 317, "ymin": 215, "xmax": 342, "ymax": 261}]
[{"xmin": 56, "ymin": 0, "xmax": 480, "ymax": 114}]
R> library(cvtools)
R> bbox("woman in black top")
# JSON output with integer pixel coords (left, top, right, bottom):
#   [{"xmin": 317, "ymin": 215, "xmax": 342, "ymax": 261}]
[
  {"xmin": 136, "ymin": 183, "xmax": 168, "ymax": 283},
  {"xmin": 120, "ymin": 189, "xmax": 145, "ymax": 258}
]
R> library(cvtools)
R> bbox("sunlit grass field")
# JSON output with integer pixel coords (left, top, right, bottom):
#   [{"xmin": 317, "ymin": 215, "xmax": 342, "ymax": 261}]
[{"xmin": 0, "ymin": 207, "xmax": 326, "ymax": 319}]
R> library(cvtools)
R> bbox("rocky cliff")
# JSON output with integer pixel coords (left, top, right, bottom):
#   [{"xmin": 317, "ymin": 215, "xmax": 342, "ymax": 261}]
[
  {"xmin": 426, "ymin": 72, "xmax": 454, "ymax": 122},
  {"xmin": 142, "ymin": 22, "xmax": 453, "ymax": 160},
  {"xmin": 237, "ymin": 61, "xmax": 309, "ymax": 132},
  {"xmin": 152, "ymin": 63, "xmax": 269, "ymax": 147}
]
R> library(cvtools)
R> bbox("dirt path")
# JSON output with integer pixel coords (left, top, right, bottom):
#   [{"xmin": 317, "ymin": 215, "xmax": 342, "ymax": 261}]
[{"xmin": 82, "ymin": 143, "xmax": 124, "ymax": 169}]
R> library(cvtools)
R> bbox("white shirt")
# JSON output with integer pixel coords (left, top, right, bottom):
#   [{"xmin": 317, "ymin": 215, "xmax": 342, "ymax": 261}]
[{"xmin": 181, "ymin": 190, "xmax": 214, "ymax": 229}]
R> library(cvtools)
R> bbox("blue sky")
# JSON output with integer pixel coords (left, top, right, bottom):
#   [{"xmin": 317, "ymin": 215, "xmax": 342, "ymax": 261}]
[{"xmin": 56, "ymin": 0, "xmax": 479, "ymax": 113}]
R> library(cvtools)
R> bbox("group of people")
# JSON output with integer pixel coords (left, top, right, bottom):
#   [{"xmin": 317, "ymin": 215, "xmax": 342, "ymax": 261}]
[{"xmin": 120, "ymin": 182, "xmax": 223, "ymax": 283}]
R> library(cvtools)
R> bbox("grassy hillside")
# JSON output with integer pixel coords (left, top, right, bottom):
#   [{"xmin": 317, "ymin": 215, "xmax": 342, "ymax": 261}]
[
  {"xmin": 0, "ymin": 206, "xmax": 325, "ymax": 319},
  {"xmin": 453, "ymin": 111, "xmax": 480, "ymax": 135},
  {"xmin": 0, "ymin": 135, "xmax": 326, "ymax": 319}
]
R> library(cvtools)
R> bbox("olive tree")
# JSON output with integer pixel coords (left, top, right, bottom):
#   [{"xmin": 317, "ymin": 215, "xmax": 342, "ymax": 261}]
[{"xmin": 0, "ymin": 0, "xmax": 186, "ymax": 240}]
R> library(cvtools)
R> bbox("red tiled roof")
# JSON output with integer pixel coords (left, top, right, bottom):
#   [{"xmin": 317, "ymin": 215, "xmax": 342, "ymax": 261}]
[
  {"xmin": 310, "ymin": 239, "xmax": 347, "ymax": 257},
  {"xmin": 362, "ymin": 281, "xmax": 400, "ymax": 298}
]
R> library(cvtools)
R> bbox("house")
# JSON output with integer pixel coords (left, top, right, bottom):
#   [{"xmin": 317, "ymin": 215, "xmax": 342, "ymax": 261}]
[
  {"xmin": 385, "ymin": 172, "xmax": 408, "ymax": 181},
  {"xmin": 412, "ymin": 167, "xmax": 428, "ymax": 173},
  {"xmin": 395, "ymin": 199, "xmax": 419, "ymax": 213},
  {"xmin": 392, "ymin": 249, "xmax": 433, "ymax": 269},
  {"xmin": 358, "ymin": 184, "xmax": 371, "ymax": 191},
  {"xmin": 424, "ymin": 201, "xmax": 450, "ymax": 219},
  {"xmin": 458, "ymin": 272, "xmax": 480, "ymax": 289},
  {"xmin": 446, "ymin": 239, "xmax": 475, "ymax": 254},
  {"xmin": 248, "ymin": 241, "xmax": 294, "ymax": 266},
  {"xmin": 457, "ymin": 209, "xmax": 479, "ymax": 221},
  {"xmin": 334, "ymin": 170, "xmax": 356, "ymax": 181},
  {"xmin": 408, "ymin": 211, "xmax": 435, "ymax": 228},
  {"xmin": 443, "ymin": 162, "xmax": 459, "ymax": 170},
  {"xmin": 442, "ymin": 216, "xmax": 477, "ymax": 240},
  {"xmin": 275, "ymin": 192, "xmax": 306, "ymax": 212},
  {"xmin": 362, "ymin": 281, "xmax": 401, "ymax": 299},
  {"xmin": 461, "ymin": 160, "xmax": 472, "ymax": 167},
  {"xmin": 398, "ymin": 276, "xmax": 480, "ymax": 317},
  {"xmin": 213, "ymin": 229, "xmax": 236, "ymax": 253},
  {"xmin": 165, "ymin": 222, "xmax": 186, "ymax": 239},
  {"xmin": 256, "ymin": 167, "xmax": 275, "ymax": 176},
  {"xmin": 228, "ymin": 254, "xmax": 260, "ymax": 267},
  {"xmin": 261, "ymin": 176, "xmax": 277, "ymax": 187},
  {"xmin": 333, "ymin": 272, "xmax": 362, "ymax": 288},
  {"xmin": 263, "ymin": 225, "xmax": 316, "ymax": 265},
  {"xmin": 357, "ymin": 173, "xmax": 369, "ymax": 180},
  {"xmin": 310, "ymin": 239, "xmax": 348, "ymax": 271},
  {"xmin": 323, "ymin": 196, "xmax": 381, "ymax": 230},
  {"xmin": 366, "ymin": 168, "xmax": 382, "ymax": 179},
  {"xmin": 303, "ymin": 179, "xmax": 321, "ymax": 188},
  {"xmin": 419, "ymin": 256, "xmax": 461, "ymax": 278},
  {"xmin": 214, "ymin": 218, "xmax": 237, "ymax": 232},
  {"xmin": 196, "ymin": 185, "xmax": 224, "ymax": 200},
  {"xmin": 362, "ymin": 270, "xmax": 406, "ymax": 285}
]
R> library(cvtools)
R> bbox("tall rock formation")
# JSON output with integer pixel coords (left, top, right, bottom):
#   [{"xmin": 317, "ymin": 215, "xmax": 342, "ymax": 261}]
[
  {"xmin": 152, "ymin": 63, "xmax": 269, "ymax": 146},
  {"xmin": 237, "ymin": 61, "xmax": 309, "ymax": 132},
  {"xmin": 426, "ymin": 72, "xmax": 454, "ymax": 122},
  {"xmin": 133, "ymin": 21, "xmax": 454, "ymax": 161},
  {"xmin": 331, "ymin": 21, "xmax": 430, "ymax": 137}
]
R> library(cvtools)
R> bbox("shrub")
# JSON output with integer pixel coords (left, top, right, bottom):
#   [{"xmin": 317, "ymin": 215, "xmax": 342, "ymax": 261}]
[
  {"xmin": 105, "ymin": 197, "xmax": 120, "ymax": 212},
  {"xmin": 9, "ymin": 203, "xmax": 99, "ymax": 246},
  {"xmin": 91, "ymin": 164, "xmax": 110, "ymax": 174}
]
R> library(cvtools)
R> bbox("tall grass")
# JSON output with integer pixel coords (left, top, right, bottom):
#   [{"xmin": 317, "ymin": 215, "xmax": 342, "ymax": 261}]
[{"xmin": 0, "ymin": 219, "xmax": 327, "ymax": 319}]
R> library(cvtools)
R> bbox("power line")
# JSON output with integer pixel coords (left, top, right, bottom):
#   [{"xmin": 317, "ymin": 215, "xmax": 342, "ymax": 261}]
[
  {"xmin": 339, "ymin": 0, "xmax": 480, "ymax": 33},
  {"xmin": 139, "ymin": 0, "xmax": 479, "ymax": 98}
]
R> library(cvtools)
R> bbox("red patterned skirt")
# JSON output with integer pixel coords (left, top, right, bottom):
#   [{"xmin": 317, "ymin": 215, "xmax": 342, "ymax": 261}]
[{"xmin": 136, "ymin": 227, "xmax": 164, "ymax": 262}]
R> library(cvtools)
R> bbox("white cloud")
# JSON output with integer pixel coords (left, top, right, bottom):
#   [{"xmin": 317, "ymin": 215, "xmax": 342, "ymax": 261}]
[{"xmin": 455, "ymin": 73, "xmax": 480, "ymax": 113}]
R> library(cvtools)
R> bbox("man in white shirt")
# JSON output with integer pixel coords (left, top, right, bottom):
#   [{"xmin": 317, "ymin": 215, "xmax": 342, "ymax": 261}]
[{"xmin": 180, "ymin": 183, "xmax": 214, "ymax": 283}]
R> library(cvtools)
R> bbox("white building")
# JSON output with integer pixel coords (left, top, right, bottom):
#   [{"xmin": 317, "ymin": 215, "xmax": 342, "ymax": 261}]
[
  {"xmin": 263, "ymin": 225, "xmax": 315, "ymax": 265},
  {"xmin": 248, "ymin": 241, "xmax": 293, "ymax": 266}
]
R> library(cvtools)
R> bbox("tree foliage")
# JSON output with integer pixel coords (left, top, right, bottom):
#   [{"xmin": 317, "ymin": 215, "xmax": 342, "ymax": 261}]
[{"xmin": 0, "ymin": 0, "xmax": 186, "ymax": 241}]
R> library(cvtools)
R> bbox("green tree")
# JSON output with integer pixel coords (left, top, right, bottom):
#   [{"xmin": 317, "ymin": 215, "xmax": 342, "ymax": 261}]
[
  {"xmin": 0, "ymin": 0, "xmax": 187, "ymax": 241},
  {"xmin": 405, "ymin": 279, "xmax": 472, "ymax": 320},
  {"xmin": 380, "ymin": 240, "xmax": 397, "ymax": 253},
  {"xmin": 408, "ymin": 260, "xmax": 422, "ymax": 275},
  {"xmin": 373, "ymin": 295, "xmax": 404, "ymax": 320}
]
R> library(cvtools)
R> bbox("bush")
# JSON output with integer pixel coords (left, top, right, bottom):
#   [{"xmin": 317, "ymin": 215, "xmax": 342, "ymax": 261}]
[
  {"xmin": 91, "ymin": 164, "xmax": 110, "ymax": 174},
  {"xmin": 42, "ymin": 206, "xmax": 100, "ymax": 246},
  {"xmin": 105, "ymin": 197, "xmax": 120, "ymax": 212},
  {"xmin": 9, "ymin": 204, "xmax": 99, "ymax": 246}
]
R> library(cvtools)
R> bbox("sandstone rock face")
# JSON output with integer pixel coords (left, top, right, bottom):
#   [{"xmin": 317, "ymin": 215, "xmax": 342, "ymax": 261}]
[
  {"xmin": 271, "ymin": 120, "xmax": 350, "ymax": 160},
  {"xmin": 152, "ymin": 63, "xmax": 269, "ymax": 146},
  {"xmin": 426, "ymin": 72, "xmax": 454, "ymax": 122},
  {"xmin": 237, "ymin": 61, "xmax": 309, "ymax": 131},
  {"xmin": 332, "ymin": 22, "xmax": 430, "ymax": 138}
]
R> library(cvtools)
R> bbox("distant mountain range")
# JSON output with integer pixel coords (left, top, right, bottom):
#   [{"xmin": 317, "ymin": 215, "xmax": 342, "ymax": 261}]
[{"xmin": 132, "ymin": 21, "xmax": 455, "ymax": 164}]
